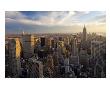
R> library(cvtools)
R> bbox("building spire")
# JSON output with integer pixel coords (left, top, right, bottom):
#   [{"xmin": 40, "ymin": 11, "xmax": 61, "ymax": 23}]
[
  {"xmin": 84, "ymin": 24, "xmax": 86, "ymax": 29},
  {"xmin": 82, "ymin": 24, "xmax": 87, "ymax": 42},
  {"xmin": 83, "ymin": 24, "xmax": 86, "ymax": 32},
  {"xmin": 22, "ymin": 30, "xmax": 25, "ymax": 36}
]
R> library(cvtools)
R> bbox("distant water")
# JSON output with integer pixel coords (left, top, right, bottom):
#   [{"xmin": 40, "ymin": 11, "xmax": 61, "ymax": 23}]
[{"xmin": 96, "ymin": 32, "xmax": 106, "ymax": 36}]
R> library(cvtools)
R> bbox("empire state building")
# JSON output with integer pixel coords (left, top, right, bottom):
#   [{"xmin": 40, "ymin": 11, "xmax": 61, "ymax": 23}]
[{"xmin": 82, "ymin": 25, "xmax": 87, "ymax": 42}]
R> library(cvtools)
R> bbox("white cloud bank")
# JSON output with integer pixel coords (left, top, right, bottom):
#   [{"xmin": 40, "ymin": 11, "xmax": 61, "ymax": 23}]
[{"xmin": 5, "ymin": 11, "xmax": 106, "ymax": 34}]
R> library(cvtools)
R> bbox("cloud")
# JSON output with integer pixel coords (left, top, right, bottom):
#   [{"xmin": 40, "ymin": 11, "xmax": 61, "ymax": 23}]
[
  {"xmin": 5, "ymin": 11, "xmax": 26, "ymax": 19},
  {"xmin": 5, "ymin": 11, "xmax": 106, "ymax": 34},
  {"xmin": 6, "ymin": 11, "xmax": 65, "ymax": 26},
  {"xmin": 58, "ymin": 11, "xmax": 76, "ymax": 25},
  {"xmin": 6, "ymin": 11, "xmax": 106, "ymax": 26},
  {"xmin": 93, "ymin": 15, "xmax": 106, "ymax": 23}
]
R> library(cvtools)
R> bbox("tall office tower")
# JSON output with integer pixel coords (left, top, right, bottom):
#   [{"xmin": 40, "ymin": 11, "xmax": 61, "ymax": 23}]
[
  {"xmin": 59, "ymin": 41, "xmax": 65, "ymax": 54},
  {"xmin": 70, "ymin": 35, "xmax": 79, "ymax": 65},
  {"xmin": 28, "ymin": 58, "xmax": 43, "ymax": 78},
  {"xmin": 22, "ymin": 34, "xmax": 34, "ymax": 59},
  {"xmin": 34, "ymin": 36, "xmax": 39, "ymax": 46},
  {"xmin": 64, "ymin": 37, "xmax": 70, "ymax": 45},
  {"xmin": 51, "ymin": 39, "xmax": 55, "ymax": 48},
  {"xmin": 46, "ymin": 55, "xmax": 54, "ymax": 77},
  {"xmin": 53, "ymin": 51, "xmax": 59, "ymax": 66},
  {"xmin": 47, "ymin": 55, "xmax": 54, "ymax": 69},
  {"xmin": 46, "ymin": 37, "xmax": 54, "ymax": 49},
  {"xmin": 91, "ymin": 40, "xmax": 103, "ymax": 59},
  {"xmin": 57, "ymin": 41, "xmax": 65, "ymax": 57},
  {"xmin": 94, "ymin": 61, "xmax": 104, "ymax": 77},
  {"xmin": 82, "ymin": 25, "xmax": 87, "ymax": 42},
  {"xmin": 91, "ymin": 40, "xmax": 106, "ymax": 77},
  {"xmin": 79, "ymin": 49, "xmax": 88, "ymax": 66},
  {"xmin": 71, "ymin": 35, "xmax": 78, "ymax": 56},
  {"xmin": 81, "ymin": 25, "xmax": 87, "ymax": 49},
  {"xmin": 40, "ymin": 37, "xmax": 45, "ymax": 47},
  {"xmin": 5, "ymin": 41, "xmax": 9, "ymax": 77},
  {"xmin": 8, "ymin": 38, "xmax": 21, "ymax": 77},
  {"xmin": 64, "ymin": 57, "xmax": 70, "ymax": 74}
]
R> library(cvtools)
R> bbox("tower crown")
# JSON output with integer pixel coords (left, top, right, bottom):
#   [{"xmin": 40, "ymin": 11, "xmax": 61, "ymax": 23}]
[
  {"xmin": 83, "ymin": 25, "xmax": 86, "ymax": 32},
  {"xmin": 82, "ymin": 25, "xmax": 87, "ymax": 42}
]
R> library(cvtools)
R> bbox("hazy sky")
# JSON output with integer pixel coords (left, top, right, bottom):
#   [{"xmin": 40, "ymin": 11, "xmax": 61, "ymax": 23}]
[{"xmin": 5, "ymin": 11, "xmax": 106, "ymax": 34}]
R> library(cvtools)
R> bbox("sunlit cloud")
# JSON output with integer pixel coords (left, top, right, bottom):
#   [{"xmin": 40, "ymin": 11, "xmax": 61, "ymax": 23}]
[{"xmin": 5, "ymin": 11, "xmax": 106, "ymax": 34}]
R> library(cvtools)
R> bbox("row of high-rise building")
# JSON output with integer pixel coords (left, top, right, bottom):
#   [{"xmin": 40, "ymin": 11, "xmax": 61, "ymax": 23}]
[{"xmin": 5, "ymin": 26, "xmax": 106, "ymax": 78}]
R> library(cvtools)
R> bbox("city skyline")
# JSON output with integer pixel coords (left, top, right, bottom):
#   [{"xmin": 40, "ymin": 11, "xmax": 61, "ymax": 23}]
[
  {"xmin": 5, "ymin": 11, "xmax": 106, "ymax": 35},
  {"xmin": 5, "ymin": 26, "xmax": 106, "ymax": 78}
]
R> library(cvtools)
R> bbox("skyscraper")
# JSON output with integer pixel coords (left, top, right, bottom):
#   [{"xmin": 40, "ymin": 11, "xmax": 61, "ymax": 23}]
[
  {"xmin": 71, "ymin": 35, "xmax": 78, "ymax": 56},
  {"xmin": 91, "ymin": 40, "xmax": 103, "ymax": 59},
  {"xmin": 28, "ymin": 58, "xmax": 43, "ymax": 78},
  {"xmin": 82, "ymin": 25, "xmax": 87, "ymax": 42},
  {"xmin": 8, "ymin": 38, "xmax": 21, "ymax": 77},
  {"xmin": 40, "ymin": 37, "xmax": 45, "ymax": 47},
  {"xmin": 22, "ymin": 34, "xmax": 34, "ymax": 59}
]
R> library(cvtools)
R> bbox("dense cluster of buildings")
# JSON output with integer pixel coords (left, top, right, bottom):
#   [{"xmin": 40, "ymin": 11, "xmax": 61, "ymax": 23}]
[{"xmin": 5, "ymin": 26, "xmax": 106, "ymax": 78}]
